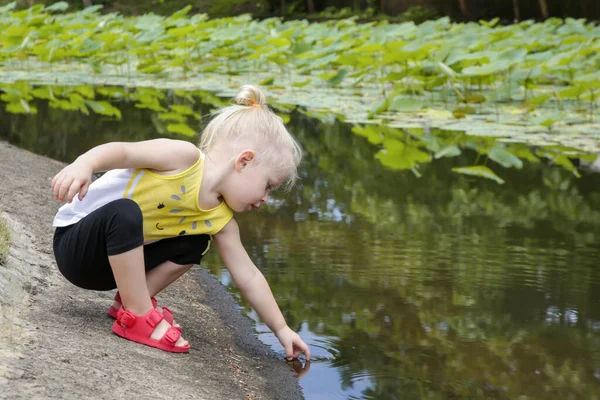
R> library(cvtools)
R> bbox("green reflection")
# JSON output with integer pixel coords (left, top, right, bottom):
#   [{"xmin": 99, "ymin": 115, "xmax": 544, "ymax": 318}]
[{"xmin": 209, "ymin": 116, "xmax": 600, "ymax": 398}]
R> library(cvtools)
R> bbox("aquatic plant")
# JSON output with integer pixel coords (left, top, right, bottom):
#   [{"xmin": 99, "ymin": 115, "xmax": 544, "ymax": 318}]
[{"xmin": 0, "ymin": 2, "xmax": 598, "ymax": 179}]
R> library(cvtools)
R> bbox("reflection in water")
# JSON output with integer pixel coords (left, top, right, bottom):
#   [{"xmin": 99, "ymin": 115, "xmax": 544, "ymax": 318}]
[{"xmin": 1, "ymin": 86, "xmax": 599, "ymax": 399}]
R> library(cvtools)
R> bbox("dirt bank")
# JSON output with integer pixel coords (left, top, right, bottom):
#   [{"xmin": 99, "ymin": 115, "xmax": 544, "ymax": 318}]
[{"xmin": 0, "ymin": 141, "xmax": 303, "ymax": 399}]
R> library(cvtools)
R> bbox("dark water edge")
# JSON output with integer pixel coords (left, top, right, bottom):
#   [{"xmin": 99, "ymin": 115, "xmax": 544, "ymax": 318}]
[{"xmin": 1, "ymin": 92, "xmax": 600, "ymax": 399}]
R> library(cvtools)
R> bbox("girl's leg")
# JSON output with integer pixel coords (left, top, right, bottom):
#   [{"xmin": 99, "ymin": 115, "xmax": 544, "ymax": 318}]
[
  {"xmin": 108, "ymin": 246, "xmax": 153, "ymax": 315},
  {"xmin": 108, "ymin": 261, "xmax": 193, "ymax": 313},
  {"xmin": 53, "ymin": 198, "xmax": 188, "ymax": 347},
  {"xmin": 142, "ymin": 234, "xmax": 211, "ymax": 297},
  {"xmin": 145, "ymin": 261, "xmax": 194, "ymax": 298},
  {"xmin": 109, "ymin": 247, "xmax": 188, "ymax": 346},
  {"xmin": 110, "ymin": 235, "xmax": 211, "ymax": 315}
]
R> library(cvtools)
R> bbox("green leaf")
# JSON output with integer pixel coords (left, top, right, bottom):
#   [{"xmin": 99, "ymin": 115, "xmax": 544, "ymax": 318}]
[
  {"xmin": 328, "ymin": 69, "xmax": 347, "ymax": 86},
  {"xmin": 260, "ymin": 77, "xmax": 275, "ymax": 86},
  {"xmin": 85, "ymin": 101, "xmax": 122, "ymax": 119},
  {"xmin": 352, "ymin": 125, "xmax": 384, "ymax": 145},
  {"xmin": 495, "ymin": 48, "xmax": 527, "ymax": 65},
  {"xmin": 292, "ymin": 79, "xmax": 311, "ymax": 87},
  {"xmin": 45, "ymin": 1, "xmax": 69, "ymax": 11},
  {"xmin": 488, "ymin": 146, "xmax": 523, "ymax": 169},
  {"xmin": 434, "ymin": 145, "xmax": 461, "ymax": 159},
  {"xmin": 158, "ymin": 112, "xmax": 187, "ymax": 123},
  {"xmin": 31, "ymin": 87, "xmax": 54, "ymax": 100},
  {"xmin": 169, "ymin": 104, "xmax": 196, "ymax": 116},
  {"xmin": 552, "ymin": 155, "xmax": 581, "ymax": 178},
  {"xmin": 171, "ymin": 5, "xmax": 192, "ymax": 18},
  {"xmin": 74, "ymin": 86, "xmax": 95, "ymax": 99},
  {"xmin": 375, "ymin": 140, "xmax": 431, "ymax": 170},
  {"xmin": 167, "ymin": 25, "xmax": 196, "ymax": 37},
  {"xmin": 462, "ymin": 61, "xmax": 511, "ymax": 77},
  {"xmin": 531, "ymin": 113, "xmax": 562, "ymax": 127},
  {"xmin": 438, "ymin": 62, "xmax": 458, "ymax": 78},
  {"xmin": 167, "ymin": 123, "xmax": 196, "ymax": 136},
  {"xmin": 525, "ymin": 94, "xmax": 551, "ymax": 107},
  {"xmin": 138, "ymin": 63, "xmax": 165, "ymax": 74},
  {"xmin": 291, "ymin": 41, "xmax": 312, "ymax": 55},
  {"xmin": 558, "ymin": 86, "xmax": 585, "ymax": 99},
  {"xmin": 267, "ymin": 37, "xmax": 291, "ymax": 48},
  {"xmin": 0, "ymin": 2, "xmax": 17, "ymax": 13},
  {"xmin": 368, "ymin": 98, "xmax": 389, "ymax": 119},
  {"xmin": 6, "ymin": 100, "xmax": 36, "ymax": 114},
  {"xmin": 479, "ymin": 18, "xmax": 500, "ymax": 28},
  {"xmin": 452, "ymin": 166, "xmax": 505, "ymax": 184},
  {"xmin": 389, "ymin": 98, "xmax": 423, "ymax": 112}
]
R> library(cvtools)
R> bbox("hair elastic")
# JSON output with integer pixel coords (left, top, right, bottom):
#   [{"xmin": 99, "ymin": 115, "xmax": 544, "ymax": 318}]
[{"xmin": 249, "ymin": 102, "xmax": 262, "ymax": 108}]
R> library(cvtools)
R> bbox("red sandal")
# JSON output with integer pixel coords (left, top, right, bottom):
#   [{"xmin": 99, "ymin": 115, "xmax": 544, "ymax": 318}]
[
  {"xmin": 107, "ymin": 292, "xmax": 180, "ymax": 331},
  {"xmin": 112, "ymin": 306, "xmax": 189, "ymax": 353}
]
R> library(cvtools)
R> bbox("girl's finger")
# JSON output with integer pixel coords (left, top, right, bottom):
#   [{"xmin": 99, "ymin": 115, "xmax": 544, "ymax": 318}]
[
  {"xmin": 58, "ymin": 178, "xmax": 73, "ymax": 202},
  {"xmin": 52, "ymin": 173, "xmax": 61, "ymax": 195},
  {"xmin": 78, "ymin": 181, "xmax": 90, "ymax": 201},
  {"xmin": 285, "ymin": 342, "xmax": 294, "ymax": 360},
  {"xmin": 299, "ymin": 342, "xmax": 311, "ymax": 360},
  {"xmin": 53, "ymin": 177, "xmax": 63, "ymax": 200},
  {"xmin": 66, "ymin": 180, "xmax": 81, "ymax": 203}
]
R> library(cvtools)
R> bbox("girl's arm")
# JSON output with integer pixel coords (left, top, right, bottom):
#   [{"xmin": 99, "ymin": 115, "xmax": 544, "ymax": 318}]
[
  {"xmin": 52, "ymin": 139, "xmax": 199, "ymax": 203},
  {"xmin": 213, "ymin": 219, "xmax": 311, "ymax": 360}
]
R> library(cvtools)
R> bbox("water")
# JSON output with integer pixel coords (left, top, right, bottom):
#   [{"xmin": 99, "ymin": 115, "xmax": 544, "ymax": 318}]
[{"xmin": 1, "ymin": 89, "xmax": 599, "ymax": 399}]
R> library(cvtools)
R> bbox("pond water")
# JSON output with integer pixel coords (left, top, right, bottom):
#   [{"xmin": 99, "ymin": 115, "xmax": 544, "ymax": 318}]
[{"xmin": 1, "ymin": 89, "xmax": 600, "ymax": 399}]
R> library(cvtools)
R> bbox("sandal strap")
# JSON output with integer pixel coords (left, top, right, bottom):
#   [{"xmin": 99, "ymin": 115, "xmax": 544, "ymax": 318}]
[
  {"xmin": 163, "ymin": 327, "xmax": 181, "ymax": 344},
  {"xmin": 161, "ymin": 306, "xmax": 174, "ymax": 322},
  {"xmin": 145, "ymin": 308, "xmax": 164, "ymax": 328},
  {"xmin": 117, "ymin": 309, "xmax": 136, "ymax": 328}
]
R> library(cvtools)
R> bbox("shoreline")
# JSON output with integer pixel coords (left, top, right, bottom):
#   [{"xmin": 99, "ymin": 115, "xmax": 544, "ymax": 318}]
[{"xmin": 0, "ymin": 141, "xmax": 303, "ymax": 399}]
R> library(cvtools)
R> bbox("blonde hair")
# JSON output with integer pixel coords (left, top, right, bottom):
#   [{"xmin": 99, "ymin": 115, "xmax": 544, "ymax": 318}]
[{"xmin": 199, "ymin": 85, "xmax": 303, "ymax": 190}]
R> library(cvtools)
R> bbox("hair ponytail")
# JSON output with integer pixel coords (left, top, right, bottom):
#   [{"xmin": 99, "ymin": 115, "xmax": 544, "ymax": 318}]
[{"xmin": 234, "ymin": 85, "xmax": 267, "ymax": 108}]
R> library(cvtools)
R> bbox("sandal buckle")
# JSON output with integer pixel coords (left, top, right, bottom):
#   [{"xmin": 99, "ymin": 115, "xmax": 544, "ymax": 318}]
[
  {"xmin": 119, "ymin": 311, "xmax": 136, "ymax": 328},
  {"xmin": 164, "ymin": 328, "xmax": 180, "ymax": 344},
  {"xmin": 145, "ymin": 308, "xmax": 163, "ymax": 328}
]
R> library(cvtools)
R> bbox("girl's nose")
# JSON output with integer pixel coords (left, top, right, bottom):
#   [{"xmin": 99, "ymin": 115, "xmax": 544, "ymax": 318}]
[{"xmin": 261, "ymin": 192, "xmax": 268, "ymax": 203}]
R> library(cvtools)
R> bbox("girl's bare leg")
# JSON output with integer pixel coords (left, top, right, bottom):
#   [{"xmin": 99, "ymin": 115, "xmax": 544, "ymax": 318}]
[
  {"xmin": 146, "ymin": 261, "xmax": 193, "ymax": 297},
  {"xmin": 109, "ymin": 246, "xmax": 188, "ymax": 347},
  {"xmin": 110, "ymin": 260, "xmax": 193, "ymax": 326}
]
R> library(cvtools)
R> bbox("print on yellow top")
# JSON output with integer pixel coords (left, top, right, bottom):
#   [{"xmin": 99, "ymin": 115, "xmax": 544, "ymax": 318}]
[{"xmin": 123, "ymin": 151, "xmax": 233, "ymax": 242}]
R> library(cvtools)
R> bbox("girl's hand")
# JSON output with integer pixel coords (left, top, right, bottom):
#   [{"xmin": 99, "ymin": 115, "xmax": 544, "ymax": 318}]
[
  {"xmin": 51, "ymin": 160, "xmax": 93, "ymax": 203},
  {"xmin": 274, "ymin": 326, "xmax": 311, "ymax": 361}
]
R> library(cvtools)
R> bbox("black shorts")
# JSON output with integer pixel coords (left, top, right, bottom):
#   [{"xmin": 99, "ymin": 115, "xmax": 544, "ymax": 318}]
[{"xmin": 53, "ymin": 198, "xmax": 211, "ymax": 291}]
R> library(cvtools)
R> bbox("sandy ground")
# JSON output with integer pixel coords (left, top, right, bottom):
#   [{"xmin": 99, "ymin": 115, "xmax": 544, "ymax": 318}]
[{"xmin": 0, "ymin": 141, "xmax": 303, "ymax": 400}]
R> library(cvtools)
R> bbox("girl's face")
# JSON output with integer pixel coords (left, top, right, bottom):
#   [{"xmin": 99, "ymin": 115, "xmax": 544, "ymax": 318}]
[{"xmin": 220, "ymin": 151, "xmax": 286, "ymax": 213}]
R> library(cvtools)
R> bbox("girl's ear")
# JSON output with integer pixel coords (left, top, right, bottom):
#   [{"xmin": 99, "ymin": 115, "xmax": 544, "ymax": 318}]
[{"xmin": 234, "ymin": 149, "xmax": 255, "ymax": 172}]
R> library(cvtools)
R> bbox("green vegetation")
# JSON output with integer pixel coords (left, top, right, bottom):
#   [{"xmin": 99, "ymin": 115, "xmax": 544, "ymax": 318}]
[
  {"xmin": 0, "ymin": 215, "xmax": 9, "ymax": 264},
  {"xmin": 0, "ymin": 3, "xmax": 598, "ymax": 181},
  {"xmin": 1, "ymin": 83, "xmax": 596, "ymax": 185}
]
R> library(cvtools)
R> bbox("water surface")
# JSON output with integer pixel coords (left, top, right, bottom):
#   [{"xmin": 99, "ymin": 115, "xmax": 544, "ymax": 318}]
[{"xmin": 1, "ymin": 89, "xmax": 599, "ymax": 399}]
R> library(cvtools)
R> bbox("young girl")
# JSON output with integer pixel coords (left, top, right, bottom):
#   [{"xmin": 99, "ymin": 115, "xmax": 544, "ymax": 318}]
[{"xmin": 51, "ymin": 85, "xmax": 311, "ymax": 358}]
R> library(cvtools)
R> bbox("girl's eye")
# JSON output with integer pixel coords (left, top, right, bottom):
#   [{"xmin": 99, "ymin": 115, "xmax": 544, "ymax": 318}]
[{"xmin": 266, "ymin": 184, "xmax": 272, "ymax": 191}]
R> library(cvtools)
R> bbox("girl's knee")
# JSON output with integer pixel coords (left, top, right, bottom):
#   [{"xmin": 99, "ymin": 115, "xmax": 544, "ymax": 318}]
[
  {"xmin": 107, "ymin": 198, "xmax": 143, "ymax": 226},
  {"xmin": 104, "ymin": 198, "xmax": 143, "ymax": 241}
]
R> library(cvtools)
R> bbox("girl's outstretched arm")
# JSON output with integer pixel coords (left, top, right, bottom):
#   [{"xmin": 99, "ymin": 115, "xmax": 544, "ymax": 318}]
[
  {"xmin": 213, "ymin": 219, "xmax": 311, "ymax": 361},
  {"xmin": 51, "ymin": 139, "xmax": 199, "ymax": 203}
]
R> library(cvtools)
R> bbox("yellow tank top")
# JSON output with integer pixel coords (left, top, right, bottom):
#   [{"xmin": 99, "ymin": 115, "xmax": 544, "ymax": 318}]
[{"xmin": 126, "ymin": 151, "xmax": 233, "ymax": 242}]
